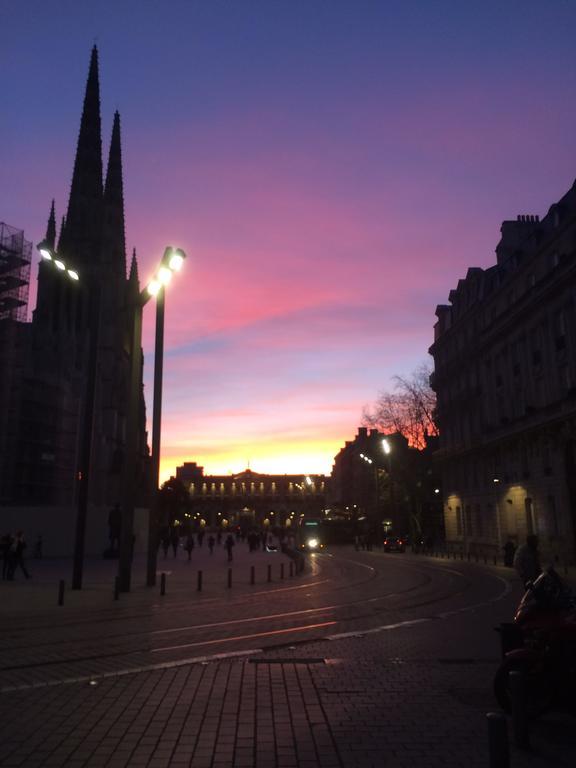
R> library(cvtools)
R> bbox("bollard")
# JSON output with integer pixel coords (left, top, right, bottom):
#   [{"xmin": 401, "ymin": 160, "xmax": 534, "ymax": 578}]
[
  {"xmin": 250, "ymin": 565, "xmax": 255, "ymax": 585},
  {"xmin": 487, "ymin": 712, "xmax": 510, "ymax": 768},
  {"xmin": 267, "ymin": 564, "xmax": 272, "ymax": 582},
  {"xmin": 58, "ymin": 579, "xmax": 65, "ymax": 606},
  {"xmin": 227, "ymin": 568, "xmax": 232, "ymax": 589},
  {"xmin": 160, "ymin": 572, "xmax": 166, "ymax": 596},
  {"xmin": 280, "ymin": 563, "xmax": 285, "ymax": 580},
  {"xmin": 510, "ymin": 671, "xmax": 530, "ymax": 749},
  {"xmin": 114, "ymin": 575, "xmax": 120, "ymax": 600},
  {"xmin": 197, "ymin": 570, "xmax": 203, "ymax": 592},
  {"xmin": 494, "ymin": 555, "xmax": 497, "ymax": 566},
  {"xmin": 289, "ymin": 561, "xmax": 294, "ymax": 577}
]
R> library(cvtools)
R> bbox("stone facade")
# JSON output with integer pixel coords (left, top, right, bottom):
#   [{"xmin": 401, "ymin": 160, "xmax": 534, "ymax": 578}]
[{"xmin": 430, "ymin": 181, "xmax": 576, "ymax": 563}]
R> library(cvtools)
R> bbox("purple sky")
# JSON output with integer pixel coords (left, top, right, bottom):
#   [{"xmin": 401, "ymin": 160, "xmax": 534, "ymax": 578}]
[{"xmin": 2, "ymin": 1, "xmax": 575, "ymax": 480}]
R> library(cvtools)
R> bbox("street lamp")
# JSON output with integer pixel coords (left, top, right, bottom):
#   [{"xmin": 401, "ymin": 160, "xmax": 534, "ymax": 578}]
[
  {"xmin": 117, "ymin": 246, "xmax": 187, "ymax": 591},
  {"xmin": 381, "ymin": 438, "xmax": 396, "ymax": 527},
  {"xmin": 36, "ymin": 241, "xmax": 97, "ymax": 590}
]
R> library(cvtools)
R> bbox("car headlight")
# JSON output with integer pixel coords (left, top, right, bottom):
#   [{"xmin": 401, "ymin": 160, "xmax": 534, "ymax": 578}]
[{"xmin": 307, "ymin": 538, "xmax": 319, "ymax": 549}]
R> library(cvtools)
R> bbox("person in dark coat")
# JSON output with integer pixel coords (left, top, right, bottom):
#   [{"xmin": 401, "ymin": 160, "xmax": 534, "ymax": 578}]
[
  {"xmin": 503, "ymin": 539, "xmax": 516, "ymax": 567},
  {"xmin": 7, "ymin": 531, "xmax": 30, "ymax": 580},
  {"xmin": 170, "ymin": 528, "xmax": 180, "ymax": 558},
  {"xmin": 208, "ymin": 535, "xmax": 215, "ymax": 555},
  {"xmin": 225, "ymin": 534, "xmax": 235, "ymax": 562},
  {"xmin": 185, "ymin": 533, "xmax": 195, "ymax": 561}
]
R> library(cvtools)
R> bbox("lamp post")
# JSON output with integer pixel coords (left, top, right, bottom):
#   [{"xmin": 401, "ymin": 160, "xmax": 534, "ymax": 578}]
[
  {"xmin": 117, "ymin": 246, "xmax": 186, "ymax": 592},
  {"xmin": 36, "ymin": 242, "xmax": 93, "ymax": 590},
  {"xmin": 382, "ymin": 438, "xmax": 395, "ymax": 528}
]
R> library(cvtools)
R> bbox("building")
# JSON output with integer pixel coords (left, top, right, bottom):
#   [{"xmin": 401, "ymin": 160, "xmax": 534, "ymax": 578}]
[
  {"xmin": 329, "ymin": 427, "xmax": 441, "ymax": 539},
  {"xmin": 0, "ymin": 48, "xmax": 149, "ymax": 554},
  {"xmin": 174, "ymin": 462, "xmax": 327, "ymax": 528},
  {"xmin": 430, "ymin": 181, "xmax": 576, "ymax": 563},
  {"xmin": 0, "ymin": 223, "xmax": 32, "ymax": 498}
]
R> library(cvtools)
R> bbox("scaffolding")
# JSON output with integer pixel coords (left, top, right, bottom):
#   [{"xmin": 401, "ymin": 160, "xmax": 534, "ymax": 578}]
[{"xmin": 0, "ymin": 222, "xmax": 32, "ymax": 322}]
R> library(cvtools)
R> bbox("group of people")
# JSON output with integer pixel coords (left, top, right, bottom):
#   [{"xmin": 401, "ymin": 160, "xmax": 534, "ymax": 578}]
[
  {"xmin": 1, "ymin": 531, "xmax": 31, "ymax": 580},
  {"xmin": 160, "ymin": 528, "xmax": 239, "ymax": 562}
]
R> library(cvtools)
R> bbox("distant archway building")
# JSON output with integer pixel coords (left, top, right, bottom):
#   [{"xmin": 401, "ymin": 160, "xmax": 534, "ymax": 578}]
[{"xmin": 174, "ymin": 463, "xmax": 327, "ymax": 527}]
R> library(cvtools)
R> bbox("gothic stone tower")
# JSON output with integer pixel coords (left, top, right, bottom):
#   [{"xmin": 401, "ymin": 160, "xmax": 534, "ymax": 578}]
[{"xmin": 14, "ymin": 47, "xmax": 149, "ymax": 506}]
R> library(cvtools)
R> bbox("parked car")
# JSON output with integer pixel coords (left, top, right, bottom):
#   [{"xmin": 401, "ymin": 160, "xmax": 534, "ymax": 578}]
[{"xmin": 383, "ymin": 536, "xmax": 405, "ymax": 552}]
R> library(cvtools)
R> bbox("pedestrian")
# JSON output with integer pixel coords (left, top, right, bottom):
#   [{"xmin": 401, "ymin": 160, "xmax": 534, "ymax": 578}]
[
  {"xmin": 225, "ymin": 533, "xmax": 235, "ymax": 562},
  {"xmin": 208, "ymin": 535, "xmax": 215, "ymax": 555},
  {"xmin": 503, "ymin": 539, "xmax": 516, "ymax": 568},
  {"xmin": 354, "ymin": 534, "xmax": 360, "ymax": 551},
  {"xmin": 197, "ymin": 529, "xmax": 205, "ymax": 548},
  {"xmin": 185, "ymin": 533, "xmax": 195, "ymax": 561},
  {"xmin": 170, "ymin": 528, "xmax": 180, "ymax": 558},
  {"xmin": 7, "ymin": 531, "xmax": 30, "ymax": 580},
  {"xmin": 217, "ymin": 529, "xmax": 223, "ymax": 545},
  {"xmin": 161, "ymin": 533, "xmax": 170, "ymax": 559},
  {"xmin": 513, "ymin": 534, "xmax": 541, "ymax": 587}
]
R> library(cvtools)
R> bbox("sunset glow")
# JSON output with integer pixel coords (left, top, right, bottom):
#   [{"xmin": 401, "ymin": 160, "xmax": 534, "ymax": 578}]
[{"xmin": 3, "ymin": 2, "xmax": 575, "ymax": 484}]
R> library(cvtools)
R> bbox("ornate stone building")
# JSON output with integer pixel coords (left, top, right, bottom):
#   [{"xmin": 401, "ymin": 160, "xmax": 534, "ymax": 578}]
[
  {"xmin": 175, "ymin": 463, "xmax": 327, "ymax": 528},
  {"xmin": 430, "ymin": 181, "xmax": 576, "ymax": 563}
]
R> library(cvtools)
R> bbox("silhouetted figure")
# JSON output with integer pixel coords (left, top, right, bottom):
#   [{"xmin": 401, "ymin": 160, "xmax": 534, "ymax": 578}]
[
  {"xmin": 161, "ymin": 533, "xmax": 170, "ymax": 559},
  {"xmin": 514, "ymin": 535, "xmax": 541, "ymax": 586},
  {"xmin": 503, "ymin": 540, "xmax": 516, "ymax": 567},
  {"xmin": 217, "ymin": 530, "xmax": 223, "ymax": 545},
  {"xmin": 197, "ymin": 530, "xmax": 205, "ymax": 548},
  {"xmin": 225, "ymin": 534, "xmax": 235, "ymax": 562},
  {"xmin": 170, "ymin": 528, "xmax": 180, "ymax": 558},
  {"xmin": 7, "ymin": 531, "xmax": 30, "ymax": 580},
  {"xmin": 185, "ymin": 533, "xmax": 195, "ymax": 561},
  {"xmin": 208, "ymin": 535, "xmax": 215, "ymax": 555}
]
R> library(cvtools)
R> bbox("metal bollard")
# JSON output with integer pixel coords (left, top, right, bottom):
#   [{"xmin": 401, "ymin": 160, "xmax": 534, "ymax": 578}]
[
  {"xmin": 250, "ymin": 565, "xmax": 255, "ymax": 585},
  {"xmin": 114, "ymin": 575, "xmax": 120, "ymax": 600},
  {"xmin": 160, "ymin": 572, "xmax": 166, "ymax": 596},
  {"xmin": 267, "ymin": 564, "xmax": 272, "ymax": 582},
  {"xmin": 510, "ymin": 671, "xmax": 530, "ymax": 749},
  {"xmin": 289, "ymin": 561, "xmax": 294, "ymax": 577},
  {"xmin": 486, "ymin": 712, "xmax": 510, "ymax": 768},
  {"xmin": 58, "ymin": 579, "xmax": 65, "ymax": 606},
  {"xmin": 227, "ymin": 568, "xmax": 232, "ymax": 589},
  {"xmin": 280, "ymin": 563, "xmax": 285, "ymax": 580},
  {"xmin": 197, "ymin": 570, "xmax": 203, "ymax": 592}
]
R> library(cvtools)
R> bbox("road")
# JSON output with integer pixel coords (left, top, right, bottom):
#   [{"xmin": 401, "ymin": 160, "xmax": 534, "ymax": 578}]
[{"xmin": 1, "ymin": 546, "xmax": 573, "ymax": 767}]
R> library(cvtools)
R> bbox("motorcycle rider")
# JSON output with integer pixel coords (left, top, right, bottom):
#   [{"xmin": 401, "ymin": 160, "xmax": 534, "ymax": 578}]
[{"xmin": 513, "ymin": 534, "xmax": 541, "ymax": 587}]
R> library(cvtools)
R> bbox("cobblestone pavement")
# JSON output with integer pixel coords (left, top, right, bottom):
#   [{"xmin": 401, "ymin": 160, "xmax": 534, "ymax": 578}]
[{"xmin": 1, "ymin": 547, "xmax": 574, "ymax": 767}]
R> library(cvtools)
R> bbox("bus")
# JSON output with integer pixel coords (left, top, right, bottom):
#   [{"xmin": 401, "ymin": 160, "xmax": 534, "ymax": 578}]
[{"xmin": 297, "ymin": 517, "xmax": 325, "ymax": 551}]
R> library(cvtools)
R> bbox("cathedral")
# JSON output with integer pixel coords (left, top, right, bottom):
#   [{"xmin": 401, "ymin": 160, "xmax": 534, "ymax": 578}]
[{"xmin": 1, "ymin": 48, "xmax": 149, "ymax": 519}]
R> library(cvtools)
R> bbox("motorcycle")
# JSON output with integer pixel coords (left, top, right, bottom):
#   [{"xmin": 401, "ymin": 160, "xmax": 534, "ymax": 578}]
[{"xmin": 494, "ymin": 567, "xmax": 576, "ymax": 715}]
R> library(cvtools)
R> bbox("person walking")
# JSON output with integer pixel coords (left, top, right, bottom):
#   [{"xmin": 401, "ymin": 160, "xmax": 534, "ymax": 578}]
[
  {"xmin": 225, "ymin": 533, "xmax": 235, "ymax": 562},
  {"xmin": 170, "ymin": 528, "xmax": 180, "ymax": 558},
  {"xmin": 513, "ymin": 534, "xmax": 541, "ymax": 587},
  {"xmin": 184, "ymin": 533, "xmax": 195, "ymax": 561},
  {"xmin": 7, "ymin": 531, "xmax": 30, "ymax": 580},
  {"xmin": 208, "ymin": 535, "xmax": 215, "ymax": 555},
  {"xmin": 503, "ymin": 539, "xmax": 516, "ymax": 567},
  {"xmin": 197, "ymin": 529, "xmax": 205, "ymax": 548}
]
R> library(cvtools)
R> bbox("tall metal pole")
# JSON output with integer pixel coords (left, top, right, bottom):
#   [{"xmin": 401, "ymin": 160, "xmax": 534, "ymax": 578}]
[
  {"xmin": 147, "ymin": 285, "xmax": 165, "ymax": 587},
  {"xmin": 118, "ymin": 298, "xmax": 143, "ymax": 592},
  {"xmin": 72, "ymin": 279, "xmax": 101, "ymax": 590}
]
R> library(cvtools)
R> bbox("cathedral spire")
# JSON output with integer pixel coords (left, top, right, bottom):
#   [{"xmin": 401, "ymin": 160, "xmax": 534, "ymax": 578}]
[
  {"xmin": 45, "ymin": 200, "xmax": 56, "ymax": 248},
  {"xmin": 61, "ymin": 45, "xmax": 103, "ymax": 265},
  {"xmin": 129, "ymin": 247, "xmax": 139, "ymax": 285},
  {"xmin": 103, "ymin": 111, "xmax": 126, "ymax": 279}
]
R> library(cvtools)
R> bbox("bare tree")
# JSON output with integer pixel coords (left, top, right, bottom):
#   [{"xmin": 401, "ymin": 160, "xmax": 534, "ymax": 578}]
[{"xmin": 363, "ymin": 362, "xmax": 438, "ymax": 449}]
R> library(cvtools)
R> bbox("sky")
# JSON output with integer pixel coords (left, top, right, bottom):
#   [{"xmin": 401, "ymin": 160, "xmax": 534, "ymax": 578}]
[{"xmin": 2, "ymin": 1, "xmax": 576, "ymax": 482}]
